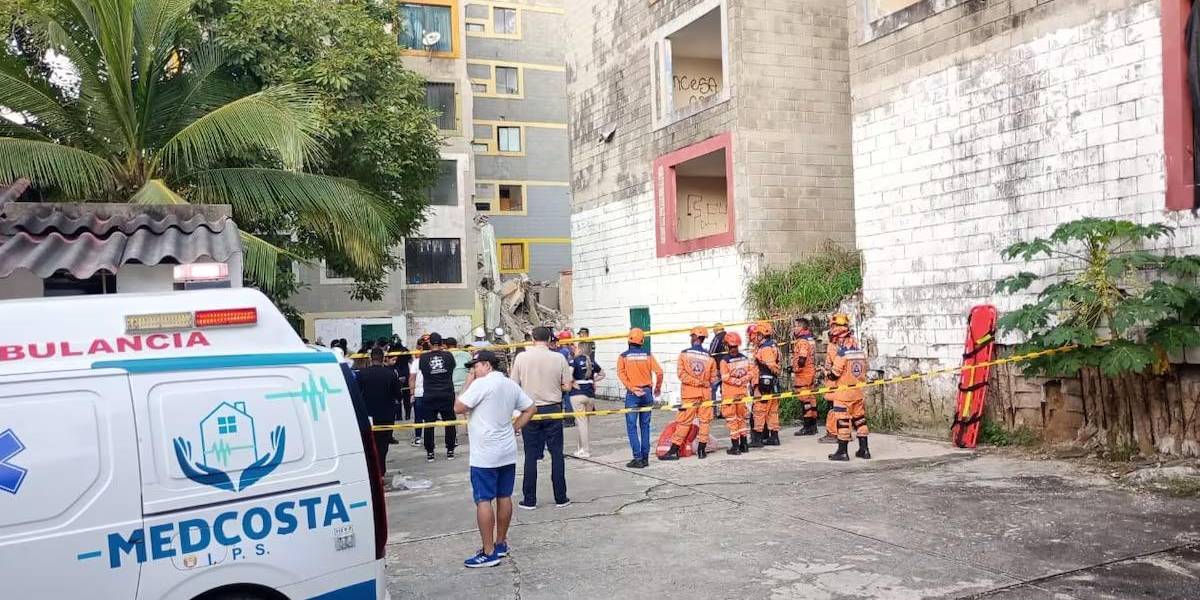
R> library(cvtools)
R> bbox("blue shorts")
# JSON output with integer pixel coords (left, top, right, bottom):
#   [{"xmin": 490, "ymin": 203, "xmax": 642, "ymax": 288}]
[{"xmin": 470, "ymin": 464, "xmax": 517, "ymax": 503}]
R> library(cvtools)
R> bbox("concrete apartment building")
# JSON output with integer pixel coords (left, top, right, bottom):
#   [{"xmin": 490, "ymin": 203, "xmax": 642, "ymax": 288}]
[
  {"xmin": 292, "ymin": 0, "xmax": 572, "ymax": 348},
  {"xmin": 563, "ymin": 0, "xmax": 856, "ymax": 398},
  {"xmin": 849, "ymin": 0, "xmax": 1200, "ymax": 421},
  {"xmin": 566, "ymin": 0, "xmax": 1199, "ymax": 407},
  {"xmin": 466, "ymin": 0, "xmax": 572, "ymax": 281}
]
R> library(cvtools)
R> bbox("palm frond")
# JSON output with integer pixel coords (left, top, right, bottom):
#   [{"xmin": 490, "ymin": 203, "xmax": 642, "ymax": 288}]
[
  {"xmin": 132, "ymin": 0, "xmax": 192, "ymax": 84},
  {"xmin": 0, "ymin": 137, "xmax": 115, "ymax": 198},
  {"xmin": 239, "ymin": 230, "xmax": 309, "ymax": 292},
  {"xmin": 0, "ymin": 56, "xmax": 82, "ymax": 142},
  {"xmin": 144, "ymin": 43, "xmax": 242, "ymax": 147},
  {"xmin": 0, "ymin": 116, "xmax": 54, "ymax": 142},
  {"xmin": 157, "ymin": 85, "xmax": 324, "ymax": 173},
  {"xmin": 54, "ymin": 0, "xmax": 138, "ymax": 146},
  {"xmin": 130, "ymin": 178, "xmax": 185, "ymax": 204},
  {"xmin": 132, "ymin": 0, "xmax": 194, "ymax": 136},
  {"xmin": 187, "ymin": 168, "xmax": 401, "ymax": 270},
  {"xmin": 43, "ymin": 19, "xmax": 127, "ymax": 149}
]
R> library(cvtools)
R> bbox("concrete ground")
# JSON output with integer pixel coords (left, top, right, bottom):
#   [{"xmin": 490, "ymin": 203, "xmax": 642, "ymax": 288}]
[{"xmin": 381, "ymin": 405, "xmax": 1200, "ymax": 599}]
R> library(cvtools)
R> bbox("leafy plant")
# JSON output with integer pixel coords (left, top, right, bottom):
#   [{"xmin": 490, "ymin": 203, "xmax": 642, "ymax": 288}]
[
  {"xmin": 978, "ymin": 417, "xmax": 1040, "ymax": 447},
  {"xmin": 746, "ymin": 240, "xmax": 862, "ymax": 316},
  {"xmin": 866, "ymin": 401, "xmax": 903, "ymax": 433},
  {"xmin": 194, "ymin": 0, "xmax": 443, "ymax": 298},
  {"xmin": 0, "ymin": 0, "xmax": 438, "ymax": 290},
  {"xmin": 996, "ymin": 218, "xmax": 1200, "ymax": 377}
]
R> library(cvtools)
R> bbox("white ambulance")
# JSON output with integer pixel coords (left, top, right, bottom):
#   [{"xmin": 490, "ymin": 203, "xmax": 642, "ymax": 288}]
[{"xmin": 0, "ymin": 289, "xmax": 390, "ymax": 600}]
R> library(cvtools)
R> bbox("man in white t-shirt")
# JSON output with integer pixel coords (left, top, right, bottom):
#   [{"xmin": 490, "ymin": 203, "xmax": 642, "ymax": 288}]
[{"xmin": 454, "ymin": 350, "xmax": 536, "ymax": 568}]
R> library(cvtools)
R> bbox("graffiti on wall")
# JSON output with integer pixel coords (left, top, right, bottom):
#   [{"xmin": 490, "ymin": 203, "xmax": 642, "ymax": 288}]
[{"xmin": 679, "ymin": 192, "xmax": 728, "ymax": 240}]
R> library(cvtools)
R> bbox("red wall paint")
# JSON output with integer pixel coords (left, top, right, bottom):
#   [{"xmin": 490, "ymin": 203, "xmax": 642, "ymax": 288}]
[
  {"xmin": 652, "ymin": 132, "xmax": 736, "ymax": 257},
  {"xmin": 1162, "ymin": 0, "xmax": 1196, "ymax": 211}
]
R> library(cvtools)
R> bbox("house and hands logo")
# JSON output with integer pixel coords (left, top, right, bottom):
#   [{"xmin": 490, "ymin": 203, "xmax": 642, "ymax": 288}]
[{"xmin": 172, "ymin": 401, "xmax": 286, "ymax": 493}]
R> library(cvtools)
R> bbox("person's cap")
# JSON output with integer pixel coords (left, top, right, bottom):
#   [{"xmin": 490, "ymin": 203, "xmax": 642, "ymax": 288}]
[
  {"xmin": 713, "ymin": 322, "xmax": 725, "ymax": 333},
  {"xmin": 428, "ymin": 332, "xmax": 443, "ymax": 345},
  {"xmin": 628, "ymin": 328, "xmax": 645, "ymax": 344},
  {"xmin": 465, "ymin": 350, "xmax": 501, "ymax": 367},
  {"xmin": 690, "ymin": 326, "xmax": 708, "ymax": 338},
  {"xmin": 724, "ymin": 331, "xmax": 742, "ymax": 346}
]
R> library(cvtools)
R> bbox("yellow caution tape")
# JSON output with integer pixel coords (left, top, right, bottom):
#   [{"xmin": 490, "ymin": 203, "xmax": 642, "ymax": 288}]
[
  {"xmin": 371, "ymin": 344, "xmax": 1076, "ymax": 431},
  {"xmin": 347, "ymin": 312, "xmax": 812, "ymax": 359}
]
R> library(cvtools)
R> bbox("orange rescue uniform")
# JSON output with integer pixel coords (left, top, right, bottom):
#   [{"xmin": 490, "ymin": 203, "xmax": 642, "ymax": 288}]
[
  {"xmin": 617, "ymin": 349, "xmax": 663, "ymax": 393},
  {"xmin": 827, "ymin": 335, "xmax": 869, "ymax": 442},
  {"xmin": 720, "ymin": 354, "xmax": 756, "ymax": 441},
  {"xmin": 791, "ymin": 331, "xmax": 817, "ymax": 420},
  {"xmin": 671, "ymin": 345, "xmax": 719, "ymax": 445},
  {"xmin": 752, "ymin": 339, "xmax": 783, "ymax": 433}
]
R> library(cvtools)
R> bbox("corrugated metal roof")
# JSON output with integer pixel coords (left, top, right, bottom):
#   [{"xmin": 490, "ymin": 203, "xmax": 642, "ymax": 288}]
[
  {"xmin": 0, "ymin": 203, "xmax": 242, "ymax": 279},
  {"xmin": 0, "ymin": 179, "xmax": 29, "ymax": 205}
]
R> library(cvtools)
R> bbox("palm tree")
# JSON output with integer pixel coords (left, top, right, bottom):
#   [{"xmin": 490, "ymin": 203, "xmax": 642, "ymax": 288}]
[{"xmin": 0, "ymin": 0, "xmax": 406, "ymax": 287}]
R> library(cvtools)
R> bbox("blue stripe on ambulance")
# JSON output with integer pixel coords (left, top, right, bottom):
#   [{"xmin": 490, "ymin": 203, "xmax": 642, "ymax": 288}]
[{"xmin": 307, "ymin": 579, "xmax": 376, "ymax": 600}]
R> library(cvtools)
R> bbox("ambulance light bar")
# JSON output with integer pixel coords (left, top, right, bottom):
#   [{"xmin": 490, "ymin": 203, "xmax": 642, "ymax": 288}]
[
  {"xmin": 125, "ymin": 308, "xmax": 258, "ymax": 333},
  {"xmin": 195, "ymin": 308, "xmax": 258, "ymax": 328},
  {"xmin": 126, "ymin": 311, "xmax": 193, "ymax": 333}
]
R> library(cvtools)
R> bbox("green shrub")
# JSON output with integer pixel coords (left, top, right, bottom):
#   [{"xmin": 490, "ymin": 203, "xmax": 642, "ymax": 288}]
[
  {"xmin": 996, "ymin": 218, "xmax": 1200, "ymax": 378},
  {"xmin": 745, "ymin": 241, "xmax": 862, "ymax": 316},
  {"xmin": 867, "ymin": 402, "xmax": 904, "ymax": 433},
  {"xmin": 978, "ymin": 418, "xmax": 1040, "ymax": 447}
]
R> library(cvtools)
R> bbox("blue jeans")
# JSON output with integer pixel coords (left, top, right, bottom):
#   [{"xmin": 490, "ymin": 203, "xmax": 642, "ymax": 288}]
[
  {"xmin": 624, "ymin": 388, "xmax": 654, "ymax": 460},
  {"xmin": 522, "ymin": 405, "xmax": 568, "ymax": 505}
]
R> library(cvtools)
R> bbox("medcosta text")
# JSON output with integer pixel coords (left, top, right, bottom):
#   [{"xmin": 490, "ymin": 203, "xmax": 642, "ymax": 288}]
[{"xmin": 104, "ymin": 493, "xmax": 350, "ymax": 568}]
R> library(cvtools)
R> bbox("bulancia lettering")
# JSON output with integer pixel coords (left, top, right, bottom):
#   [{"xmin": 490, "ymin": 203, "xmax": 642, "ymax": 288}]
[{"xmin": 0, "ymin": 332, "xmax": 210, "ymax": 362}]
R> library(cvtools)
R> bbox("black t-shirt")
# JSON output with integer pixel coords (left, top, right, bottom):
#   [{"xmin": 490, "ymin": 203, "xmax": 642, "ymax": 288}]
[
  {"xmin": 419, "ymin": 349, "xmax": 457, "ymax": 398},
  {"xmin": 357, "ymin": 365, "xmax": 402, "ymax": 423}
]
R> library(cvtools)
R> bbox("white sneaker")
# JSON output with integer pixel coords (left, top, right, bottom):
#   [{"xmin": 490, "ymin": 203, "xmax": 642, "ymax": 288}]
[{"xmin": 573, "ymin": 449, "xmax": 591, "ymax": 459}]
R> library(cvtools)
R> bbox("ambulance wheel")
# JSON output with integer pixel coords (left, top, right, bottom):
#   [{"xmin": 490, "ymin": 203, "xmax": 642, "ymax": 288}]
[{"xmin": 196, "ymin": 585, "xmax": 284, "ymax": 600}]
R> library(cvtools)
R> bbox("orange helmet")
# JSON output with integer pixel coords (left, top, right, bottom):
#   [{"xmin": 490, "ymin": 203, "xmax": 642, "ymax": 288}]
[
  {"xmin": 690, "ymin": 326, "xmax": 708, "ymax": 338},
  {"xmin": 757, "ymin": 321, "xmax": 773, "ymax": 336},
  {"xmin": 724, "ymin": 331, "xmax": 742, "ymax": 346},
  {"xmin": 628, "ymin": 328, "xmax": 645, "ymax": 344},
  {"xmin": 831, "ymin": 313, "xmax": 851, "ymax": 327},
  {"xmin": 713, "ymin": 322, "xmax": 725, "ymax": 333},
  {"xmin": 557, "ymin": 329, "xmax": 574, "ymax": 341}
]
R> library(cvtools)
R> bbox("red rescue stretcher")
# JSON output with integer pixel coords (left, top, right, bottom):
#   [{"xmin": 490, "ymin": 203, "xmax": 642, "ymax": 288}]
[
  {"xmin": 951, "ymin": 305, "xmax": 998, "ymax": 449},
  {"xmin": 656, "ymin": 421, "xmax": 698, "ymax": 458}
]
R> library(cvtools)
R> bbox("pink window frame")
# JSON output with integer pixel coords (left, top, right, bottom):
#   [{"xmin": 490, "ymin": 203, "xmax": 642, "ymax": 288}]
[
  {"xmin": 652, "ymin": 132, "xmax": 736, "ymax": 257},
  {"xmin": 1162, "ymin": 0, "xmax": 1196, "ymax": 211}
]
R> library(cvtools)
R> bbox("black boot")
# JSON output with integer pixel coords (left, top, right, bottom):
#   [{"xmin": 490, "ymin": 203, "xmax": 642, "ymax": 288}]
[
  {"xmin": 766, "ymin": 431, "xmax": 781, "ymax": 446},
  {"xmin": 659, "ymin": 444, "xmax": 681, "ymax": 461},
  {"xmin": 726, "ymin": 440, "xmax": 741, "ymax": 455},
  {"xmin": 697, "ymin": 442, "xmax": 707, "ymax": 459},
  {"xmin": 828, "ymin": 440, "xmax": 849, "ymax": 461},
  {"xmin": 749, "ymin": 431, "xmax": 764, "ymax": 448},
  {"xmin": 855, "ymin": 437, "xmax": 871, "ymax": 459},
  {"xmin": 795, "ymin": 418, "xmax": 818, "ymax": 436},
  {"xmin": 739, "ymin": 436, "xmax": 749, "ymax": 453}
]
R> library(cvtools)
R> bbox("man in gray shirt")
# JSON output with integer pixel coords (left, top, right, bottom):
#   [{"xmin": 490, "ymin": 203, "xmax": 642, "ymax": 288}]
[{"xmin": 508, "ymin": 326, "xmax": 573, "ymax": 509}]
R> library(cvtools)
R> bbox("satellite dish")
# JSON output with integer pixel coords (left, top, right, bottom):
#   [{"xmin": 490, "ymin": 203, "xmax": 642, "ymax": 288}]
[{"xmin": 421, "ymin": 31, "xmax": 442, "ymax": 48}]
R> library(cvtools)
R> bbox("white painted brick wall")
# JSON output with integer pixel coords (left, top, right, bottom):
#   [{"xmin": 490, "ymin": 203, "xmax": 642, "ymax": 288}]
[
  {"xmin": 854, "ymin": 2, "xmax": 1200, "ymax": 379},
  {"xmin": 571, "ymin": 185, "xmax": 750, "ymax": 400}
]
